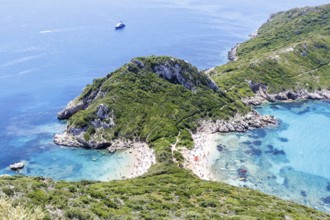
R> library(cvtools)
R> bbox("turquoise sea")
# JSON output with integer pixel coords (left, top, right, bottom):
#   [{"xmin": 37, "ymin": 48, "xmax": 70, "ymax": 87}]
[
  {"xmin": 0, "ymin": 0, "xmax": 329, "ymax": 212},
  {"xmin": 211, "ymin": 101, "xmax": 330, "ymax": 213}
]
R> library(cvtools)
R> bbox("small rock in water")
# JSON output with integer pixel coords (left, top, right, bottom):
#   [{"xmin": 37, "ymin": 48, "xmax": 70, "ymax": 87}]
[
  {"xmin": 108, "ymin": 148, "xmax": 117, "ymax": 154},
  {"xmin": 300, "ymin": 190, "xmax": 307, "ymax": 197},
  {"xmin": 246, "ymin": 146, "xmax": 262, "ymax": 156}
]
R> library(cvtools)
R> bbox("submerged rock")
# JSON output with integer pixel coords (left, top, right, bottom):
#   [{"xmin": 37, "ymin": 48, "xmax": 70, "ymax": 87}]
[
  {"xmin": 252, "ymin": 140, "xmax": 262, "ymax": 146},
  {"xmin": 265, "ymin": 145, "xmax": 286, "ymax": 156},
  {"xmin": 278, "ymin": 137, "xmax": 289, "ymax": 142},
  {"xmin": 245, "ymin": 146, "xmax": 262, "ymax": 156},
  {"xmin": 216, "ymin": 144, "xmax": 226, "ymax": 152},
  {"xmin": 321, "ymin": 196, "xmax": 330, "ymax": 204},
  {"xmin": 326, "ymin": 182, "xmax": 330, "ymax": 192}
]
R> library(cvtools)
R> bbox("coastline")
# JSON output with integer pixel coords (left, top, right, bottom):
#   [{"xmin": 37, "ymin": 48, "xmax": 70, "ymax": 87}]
[
  {"xmin": 243, "ymin": 85, "xmax": 330, "ymax": 106},
  {"xmin": 227, "ymin": 43, "xmax": 240, "ymax": 62},
  {"xmin": 182, "ymin": 89, "xmax": 330, "ymax": 184},
  {"xmin": 182, "ymin": 110, "xmax": 277, "ymax": 180},
  {"xmin": 98, "ymin": 142, "xmax": 156, "ymax": 181}
]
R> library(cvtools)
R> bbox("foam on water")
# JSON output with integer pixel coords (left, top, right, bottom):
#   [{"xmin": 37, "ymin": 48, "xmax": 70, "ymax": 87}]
[{"xmin": 211, "ymin": 101, "xmax": 330, "ymax": 213}]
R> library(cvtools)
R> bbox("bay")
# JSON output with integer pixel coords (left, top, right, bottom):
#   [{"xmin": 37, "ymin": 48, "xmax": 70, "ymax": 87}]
[{"xmin": 0, "ymin": 0, "xmax": 329, "ymax": 183}]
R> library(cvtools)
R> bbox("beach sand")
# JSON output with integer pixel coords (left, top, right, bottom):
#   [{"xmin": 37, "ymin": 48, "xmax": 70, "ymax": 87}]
[
  {"xmin": 182, "ymin": 132, "xmax": 220, "ymax": 181},
  {"xmin": 124, "ymin": 143, "xmax": 156, "ymax": 179},
  {"xmin": 99, "ymin": 143, "xmax": 156, "ymax": 181}
]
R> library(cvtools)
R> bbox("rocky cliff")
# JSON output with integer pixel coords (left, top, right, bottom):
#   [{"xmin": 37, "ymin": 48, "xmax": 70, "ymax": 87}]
[{"xmin": 243, "ymin": 82, "xmax": 330, "ymax": 105}]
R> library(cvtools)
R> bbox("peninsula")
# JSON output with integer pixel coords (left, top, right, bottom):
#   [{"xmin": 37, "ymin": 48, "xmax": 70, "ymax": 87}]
[{"xmin": 0, "ymin": 4, "xmax": 329, "ymax": 219}]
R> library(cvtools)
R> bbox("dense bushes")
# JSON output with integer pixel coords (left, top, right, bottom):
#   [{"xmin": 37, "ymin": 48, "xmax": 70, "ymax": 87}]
[
  {"xmin": 212, "ymin": 4, "xmax": 330, "ymax": 97},
  {"xmin": 0, "ymin": 168, "xmax": 328, "ymax": 219}
]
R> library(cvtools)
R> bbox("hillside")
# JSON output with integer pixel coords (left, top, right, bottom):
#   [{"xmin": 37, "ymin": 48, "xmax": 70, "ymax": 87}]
[
  {"xmin": 0, "ymin": 167, "xmax": 328, "ymax": 219},
  {"xmin": 210, "ymin": 4, "xmax": 330, "ymax": 101},
  {"xmin": 55, "ymin": 56, "xmax": 250, "ymax": 164},
  {"xmin": 1, "ymin": 4, "xmax": 330, "ymax": 220}
]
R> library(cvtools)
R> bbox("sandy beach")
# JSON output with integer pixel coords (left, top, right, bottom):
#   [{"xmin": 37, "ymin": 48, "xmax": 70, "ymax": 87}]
[
  {"xmin": 182, "ymin": 131, "xmax": 220, "ymax": 181},
  {"xmin": 120, "ymin": 143, "xmax": 156, "ymax": 179}
]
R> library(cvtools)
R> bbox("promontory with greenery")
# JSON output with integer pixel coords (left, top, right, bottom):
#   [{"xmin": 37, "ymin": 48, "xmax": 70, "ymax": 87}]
[{"xmin": 1, "ymin": 4, "xmax": 330, "ymax": 220}]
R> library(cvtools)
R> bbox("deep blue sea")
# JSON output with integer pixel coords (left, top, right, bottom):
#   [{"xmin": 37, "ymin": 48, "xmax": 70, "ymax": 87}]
[{"xmin": 0, "ymin": 0, "xmax": 329, "ymax": 212}]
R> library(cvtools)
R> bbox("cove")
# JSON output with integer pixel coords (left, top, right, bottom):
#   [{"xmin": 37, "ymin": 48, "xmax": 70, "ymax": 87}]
[{"xmin": 210, "ymin": 100, "xmax": 330, "ymax": 213}]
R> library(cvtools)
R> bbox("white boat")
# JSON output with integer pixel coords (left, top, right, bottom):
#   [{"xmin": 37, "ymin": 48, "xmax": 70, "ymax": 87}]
[
  {"xmin": 9, "ymin": 162, "xmax": 24, "ymax": 170},
  {"xmin": 115, "ymin": 21, "xmax": 125, "ymax": 30}
]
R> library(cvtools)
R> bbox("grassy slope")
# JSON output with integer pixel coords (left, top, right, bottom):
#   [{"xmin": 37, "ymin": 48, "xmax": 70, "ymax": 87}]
[
  {"xmin": 211, "ymin": 4, "xmax": 330, "ymax": 97},
  {"xmin": 1, "ymin": 5, "xmax": 330, "ymax": 220},
  {"xmin": 0, "ymin": 166, "xmax": 328, "ymax": 219}
]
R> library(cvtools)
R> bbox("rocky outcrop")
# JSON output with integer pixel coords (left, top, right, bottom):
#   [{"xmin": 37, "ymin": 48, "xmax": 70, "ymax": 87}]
[
  {"xmin": 228, "ymin": 43, "xmax": 240, "ymax": 62},
  {"xmin": 153, "ymin": 62, "xmax": 219, "ymax": 92},
  {"xmin": 198, "ymin": 110, "xmax": 276, "ymax": 134},
  {"xmin": 127, "ymin": 58, "xmax": 219, "ymax": 92},
  {"xmin": 91, "ymin": 104, "xmax": 115, "ymax": 129},
  {"xmin": 243, "ymin": 82, "xmax": 330, "ymax": 105},
  {"xmin": 57, "ymin": 86, "xmax": 105, "ymax": 120},
  {"xmin": 57, "ymin": 100, "xmax": 86, "ymax": 120},
  {"xmin": 54, "ymin": 131, "xmax": 86, "ymax": 148},
  {"xmin": 55, "ymin": 103, "xmax": 116, "ymax": 149},
  {"xmin": 54, "ymin": 128, "xmax": 143, "ymax": 152}
]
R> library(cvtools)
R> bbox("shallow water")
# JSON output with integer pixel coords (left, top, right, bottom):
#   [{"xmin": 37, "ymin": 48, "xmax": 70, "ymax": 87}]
[
  {"xmin": 0, "ymin": 0, "xmax": 329, "ymax": 181},
  {"xmin": 211, "ymin": 101, "xmax": 330, "ymax": 213}
]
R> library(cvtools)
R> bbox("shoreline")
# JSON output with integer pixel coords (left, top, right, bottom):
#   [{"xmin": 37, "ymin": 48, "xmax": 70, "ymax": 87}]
[
  {"xmin": 99, "ymin": 142, "xmax": 156, "ymax": 181},
  {"xmin": 182, "ymin": 94, "xmax": 330, "ymax": 184},
  {"xmin": 182, "ymin": 110, "xmax": 277, "ymax": 181},
  {"xmin": 182, "ymin": 132, "xmax": 219, "ymax": 181},
  {"xmin": 227, "ymin": 43, "xmax": 240, "ymax": 62},
  {"xmin": 243, "ymin": 83, "xmax": 330, "ymax": 106}
]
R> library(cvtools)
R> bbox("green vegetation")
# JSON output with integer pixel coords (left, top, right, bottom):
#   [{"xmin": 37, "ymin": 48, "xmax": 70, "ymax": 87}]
[
  {"xmin": 1, "ymin": 4, "xmax": 330, "ymax": 219},
  {"xmin": 0, "ymin": 195, "xmax": 45, "ymax": 220},
  {"xmin": 0, "ymin": 167, "xmax": 328, "ymax": 219},
  {"xmin": 211, "ymin": 4, "xmax": 330, "ymax": 97},
  {"xmin": 67, "ymin": 56, "xmax": 249, "ymax": 163}
]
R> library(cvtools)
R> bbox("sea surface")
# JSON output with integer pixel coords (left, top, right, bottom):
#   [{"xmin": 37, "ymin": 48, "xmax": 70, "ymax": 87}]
[
  {"xmin": 211, "ymin": 101, "xmax": 330, "ymax": 213},
  {"xmin": 0, "ymin": 0, "xmax": 329, "ymax": 210}
]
